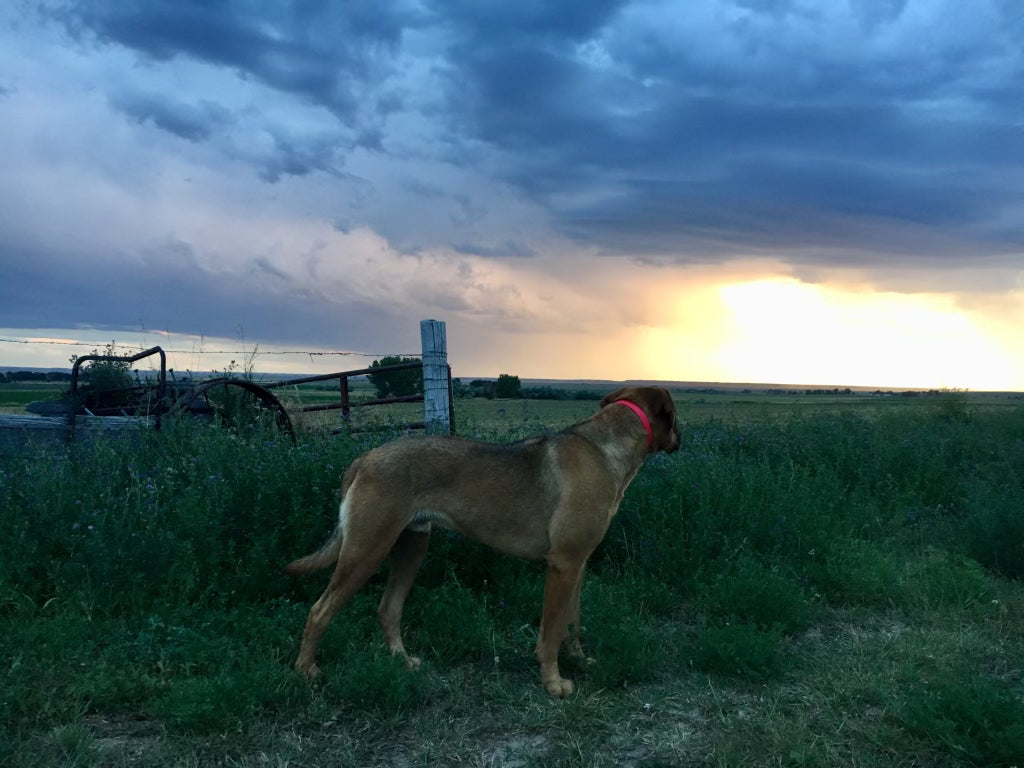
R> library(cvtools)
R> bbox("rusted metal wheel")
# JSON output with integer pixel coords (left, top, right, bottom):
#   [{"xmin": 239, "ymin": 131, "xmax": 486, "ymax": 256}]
[{"xmin": 172, "ymin": 378, "xmax": 296, "ymax": 443}]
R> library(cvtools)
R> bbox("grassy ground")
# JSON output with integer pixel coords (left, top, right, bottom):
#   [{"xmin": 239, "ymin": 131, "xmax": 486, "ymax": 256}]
[
  {"xmin": 1, "ymin": 392, "xmax": 1023, "ymax": 766},
  {"xmin": 0, "ymin": 383, "xmax": 68, "ymax": 412}
]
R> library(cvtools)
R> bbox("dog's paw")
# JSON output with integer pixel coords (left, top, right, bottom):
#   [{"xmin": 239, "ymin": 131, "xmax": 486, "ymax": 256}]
[
  {"xmin": 544, "ymin": 677, "xmax": 575, "ymax": 698},
  {"xmin": 567, "ymin": 648, "xmax": 596, "ymax": 667},
  {"xmin": 296, "ymin": 662, "xmax": 321, "ymax": 680},
  {"xmin": 405, "ymin": 655, "xmax": 422, "ymax": 670}
]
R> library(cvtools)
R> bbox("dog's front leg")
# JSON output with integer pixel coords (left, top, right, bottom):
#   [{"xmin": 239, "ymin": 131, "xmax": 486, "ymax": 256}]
[{"xmin": 536, "ymin": 558, "xmax": 585, "ymax": 697}]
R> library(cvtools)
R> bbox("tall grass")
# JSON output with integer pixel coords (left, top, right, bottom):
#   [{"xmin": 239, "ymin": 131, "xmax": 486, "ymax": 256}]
[{"xmin": 1, "ymin": 404, "xmax": 1022, "ymax": 765}]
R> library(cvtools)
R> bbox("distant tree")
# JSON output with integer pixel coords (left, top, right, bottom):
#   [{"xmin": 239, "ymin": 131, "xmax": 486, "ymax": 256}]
[
  {"xmin": 451, "ymin": 377, "xmax": 471, "ymax": 399},
  {"xmin": 495, "ymin": 373, "xmax": 521, "ymax": 399},
  {"xmin": 11, "ymin": 371, "xmax": 46, "ymax": 382},
  {"xmin": 45, "ymin": 371, "xmax": 72, "ymax": 382},
  {"xmin": 0, "ymin": 371, "xmax": 6, "ymax": 383},
  {"xmin": 368, "ymin": 356, "xmax": 423, "ymax": 399},
  {"xmin": 469, "ymin": 379, "xmax": 495, "ymax": 399}
]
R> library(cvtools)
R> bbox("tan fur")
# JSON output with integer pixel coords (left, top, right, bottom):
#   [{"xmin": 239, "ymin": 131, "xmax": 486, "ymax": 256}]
[{"xmin": 285, "ymin": 386, "xmax": 680, "ymax": 697}]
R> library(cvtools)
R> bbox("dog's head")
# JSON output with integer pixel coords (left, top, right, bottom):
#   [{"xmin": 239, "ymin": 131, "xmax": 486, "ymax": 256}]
[{"xmin": 599, "ymin": 386, "xmax": 681, "ymax": 454}]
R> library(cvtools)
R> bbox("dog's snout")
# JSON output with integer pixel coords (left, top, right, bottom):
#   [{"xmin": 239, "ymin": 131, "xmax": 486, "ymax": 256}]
[{"xmin": 668, "ymin": 424, "xmax": 681, "ymax": 453}]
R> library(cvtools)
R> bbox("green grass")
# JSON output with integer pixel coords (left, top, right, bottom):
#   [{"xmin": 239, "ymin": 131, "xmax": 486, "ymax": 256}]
[
  {"xmin": 1, "ymin": 398, "xmax": 1023, "ymax": 766},
  {"xmin": 0, "ymin": 381, "xmax": 66, "ymax": 409}
]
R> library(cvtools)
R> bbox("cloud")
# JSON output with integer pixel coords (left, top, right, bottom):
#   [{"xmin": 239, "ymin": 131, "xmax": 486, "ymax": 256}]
[
  {"xmin": 3, "ymin": 0, "xmax": 1024, "ymax": 375},
  {"xmin": 428, "ymin": 0, "xmax": 1024, "ymax": 264},
  {"xmin": 0, "ymin": 239, "xmax": 410, "ymax": 352},
  {"xmin": 61, "ymin": 0, "xmax": 413, "ymax": 121},
  {"xmin": 110, "ymin": 91, "xmax": 232, "ymax": 142},
  {"xmin": 453, "ymin": 240, "xmax": 536, "ymax": 259},
  {"xmin": 51, "ymin": 0, "xmax": 1024, "ymax": 266}
]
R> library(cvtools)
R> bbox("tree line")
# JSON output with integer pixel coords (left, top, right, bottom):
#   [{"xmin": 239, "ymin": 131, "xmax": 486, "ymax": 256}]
[
  {"xmin": 366, "ymin": 358, "xmax": 602, "ymax": 401},
  {"xmin": 0, "ymin": 371, "xmax": 72, "ymax": 383}
]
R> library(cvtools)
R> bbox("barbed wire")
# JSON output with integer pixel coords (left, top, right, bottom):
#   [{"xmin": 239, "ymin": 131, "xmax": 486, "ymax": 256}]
[{"xmin": 0, "ymin": 337, "xmax": 417, "ymax": 358}]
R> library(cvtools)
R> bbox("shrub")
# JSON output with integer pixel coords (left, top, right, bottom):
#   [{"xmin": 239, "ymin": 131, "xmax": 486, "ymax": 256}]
[
  {"xmin": 150, "ymin": 663, "xmax": 307, "ymax": 733},
  {"xmin": 71, "ymin": 341, "xmax": 135, "ymax": 392},
  {"xmin": 322, "ymin": 647, "xmax": 434, "ymax": 714},
  {"xmin": 691, "ymin": 621, "xmax": 784, "ymax": 679},
  {"xmin": 899, "ymin": 549, "xmax": 996, "ymax": 614},
  {"xmin": 960, "ymin": 480, "xmax": 1024, "ymax": 579},
  {"xmin": 900, "ymin": 671, "xmax": 1024, "ymax": 767},
  {"xmin": 698, "ymin": 554, "xmax": 812, "ymax": 635},
  {"xmin": 407, "ymin": 582, "xmax": 493, "ymax": 663},
  {"xmin": 811, "ymin": 538, "xmax": 902, "ymax": 607},
  {"xmin": 579, "ymin": 575, "xmax": 672, "ymax": 689}
]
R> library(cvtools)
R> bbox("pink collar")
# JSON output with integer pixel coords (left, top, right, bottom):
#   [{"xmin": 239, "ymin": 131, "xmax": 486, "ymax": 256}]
[{"xmin": 611, "ymin": 400, "xmax": 654, "ymax": 449}]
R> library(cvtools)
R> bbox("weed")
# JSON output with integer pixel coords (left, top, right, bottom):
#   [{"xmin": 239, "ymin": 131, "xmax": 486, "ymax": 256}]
[
  {"xmin": 580, "ymin": 576, "xmax": 674, "ymax": 689},
  {"xmin": 698, "ymin": 554, "xmax": 812, "ymax": 635},
  {"xmin": 812, "ymin": 537, "xmax": 901, "ymax": 606},
  {"xmin": 691, "ymin": 620, "xmax": 784, "ymax": 679},
  {"xmin": 407, "ymin": 581, "xmax": 494, "ymax": 663},
  {"xmin": 899, "ymin": 548, "xmax": 996, "ymax": 615},
  {"xmin": 899, "ymin": 670, "xmax": 1024, "ymax": 766},
  {"xmin": 320, "ymin": 647, "xmax": 434, "ymax": 715}
]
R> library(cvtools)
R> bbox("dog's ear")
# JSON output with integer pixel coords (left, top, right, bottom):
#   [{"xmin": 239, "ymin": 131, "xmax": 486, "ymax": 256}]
[
  {"xmin": 599, "ymin": 387, "xmax": 630, "ymax": 409},
  {"xmin": 648, "ymin": 387, "xmax": 680, "ymax": 453}
]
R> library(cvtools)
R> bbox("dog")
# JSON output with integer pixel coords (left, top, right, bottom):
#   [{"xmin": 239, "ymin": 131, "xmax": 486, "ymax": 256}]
[{"xmin": 284, "ymin": 386, "xmax": 680, "ymax": 697}]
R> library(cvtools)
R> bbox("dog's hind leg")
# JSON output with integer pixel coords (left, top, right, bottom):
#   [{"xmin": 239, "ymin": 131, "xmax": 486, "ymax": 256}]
[
  {"xmin": 294, "ymin": 535, "xmax": 396, "ymax": 678},
  {"xmin": 377, "ymin": 527, "xmax": 431, "ymax": 668}
]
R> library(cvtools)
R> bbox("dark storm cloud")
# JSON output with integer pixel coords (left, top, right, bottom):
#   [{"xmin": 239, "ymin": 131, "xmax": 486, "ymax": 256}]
[
  {"xmin": 430, "ymin": 0, "xmax": 1024, "ymax": 261},
  {"xmin": 559, "ymin": 157, "xmax": 1024, "ymax": 263},
  {"xmin": 62, "ymin": 0, "xmax": 413, "ymax": 122},
  {"xmin": 0, "ymin": 243, "xmax": 408, "ymax": 352},
  {"xmin": 110, "ymin": 91, "xmax": 232, "ymax": 142},
  {"xmin": 453, "ymin": 241, "xmax": 536, "ymax": 259},
  {"xmin": 33, "ymin": 0, "xmax": 1024, "ymax": 267},
  {"xmin": 254, "ymin": 129, "xmax": 350, "ymax": 182}
]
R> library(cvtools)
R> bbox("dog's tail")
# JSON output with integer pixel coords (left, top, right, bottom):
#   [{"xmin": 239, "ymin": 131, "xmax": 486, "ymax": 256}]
[
  {"xmin": 283, "ymin": 458, "xmax": 361, "ymax": 576},
  {"xmin": 283, "ymin": 526, "xmax": 343, "ymax": 575}
]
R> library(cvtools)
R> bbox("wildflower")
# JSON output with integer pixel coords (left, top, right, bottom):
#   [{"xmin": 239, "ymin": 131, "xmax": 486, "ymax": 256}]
[{"xmin": 71, "ymin": 522, "xmax": 80, "ymax": 531}]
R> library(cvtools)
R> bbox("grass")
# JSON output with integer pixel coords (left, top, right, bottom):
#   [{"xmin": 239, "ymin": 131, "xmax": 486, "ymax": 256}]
[{"xmin": 1, "ymin": 394, "xmax": 1023, "ymax": 766}]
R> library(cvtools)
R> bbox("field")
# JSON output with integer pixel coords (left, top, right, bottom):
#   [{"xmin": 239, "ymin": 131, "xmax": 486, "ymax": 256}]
[
  {"xmin": 1, "ymin": 386, "xmax": 1023, "ymax": 766},
  {"xmin": 0, "ymin": 382, "xmax": 70, "ymax": 412}
]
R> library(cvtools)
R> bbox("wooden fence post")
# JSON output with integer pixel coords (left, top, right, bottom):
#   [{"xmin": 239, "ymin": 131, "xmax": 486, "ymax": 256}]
[{"xmin": 420, "ymin": 319, "xmax": 451, "ymax": 435}]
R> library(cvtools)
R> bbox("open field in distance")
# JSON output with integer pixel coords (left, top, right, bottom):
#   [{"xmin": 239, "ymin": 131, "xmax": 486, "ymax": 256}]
[{"xmin": 5, "ymin": 377, "xmax": 1022, "ymax": 428}]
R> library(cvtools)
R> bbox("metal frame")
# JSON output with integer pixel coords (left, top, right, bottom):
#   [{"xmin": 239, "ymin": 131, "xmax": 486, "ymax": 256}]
[{"xmin": 264, "ymin": 361, "xmax": 456, "ymax": 433}]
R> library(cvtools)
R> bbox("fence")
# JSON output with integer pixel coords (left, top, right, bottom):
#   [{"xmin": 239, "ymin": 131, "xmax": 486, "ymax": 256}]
[
  {"xmin": 264, "ymin": 362, "xmax": 455, "ymax": 434},
  {"xmin": 0, "ymin": 319, "xmax": 453, "ymax": 451}
]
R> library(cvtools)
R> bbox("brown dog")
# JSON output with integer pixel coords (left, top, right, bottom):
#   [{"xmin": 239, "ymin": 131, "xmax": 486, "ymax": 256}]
[{"xmin": 285, "ymin": 386, "xmax": 680, "ymax": 696}]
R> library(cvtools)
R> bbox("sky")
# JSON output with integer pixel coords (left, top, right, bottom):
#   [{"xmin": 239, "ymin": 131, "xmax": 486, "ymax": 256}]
[{"xmin": 1, "ymin": 0, "xmax": 1023, "ymax": 389}]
